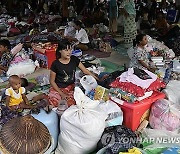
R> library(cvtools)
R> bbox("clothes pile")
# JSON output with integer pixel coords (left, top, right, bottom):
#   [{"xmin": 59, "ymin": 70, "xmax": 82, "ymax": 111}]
[{"xmin": 109, "ymin": 68, "xmax": 165, "ymax": 103}]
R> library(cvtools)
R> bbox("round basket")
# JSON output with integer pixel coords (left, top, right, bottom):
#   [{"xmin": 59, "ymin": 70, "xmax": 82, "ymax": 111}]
[{"xmin": 0, "ymin": 115, "xmax": 51, "ymax": 154}]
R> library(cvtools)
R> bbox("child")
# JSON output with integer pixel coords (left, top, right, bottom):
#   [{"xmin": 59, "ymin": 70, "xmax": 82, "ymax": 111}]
[
  {"xmin": 0, "ymin": 39, "xmax": 13, "ymax": 75},
  {"xmin": 29, "ymin": 23, "xmax": 40, "ymax": 35},
  {"xmin": 5, "ymin": 75, "xmax": 35, "ymax": 111}
]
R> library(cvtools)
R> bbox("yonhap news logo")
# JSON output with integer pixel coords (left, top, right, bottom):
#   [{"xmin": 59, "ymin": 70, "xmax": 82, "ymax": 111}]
[
  {"xmin": 101, "ymin": 135, "xmax": 180, "ymax": 145},
  {"xmin": 142, "ymin": 136, "xmax": 180, "ymax": 144}
]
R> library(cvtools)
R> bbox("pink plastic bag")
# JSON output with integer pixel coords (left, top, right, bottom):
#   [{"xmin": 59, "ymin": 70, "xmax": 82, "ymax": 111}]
[{"xmin": 149, "ymin": 99, "xmax": 180, "ymax": 131}]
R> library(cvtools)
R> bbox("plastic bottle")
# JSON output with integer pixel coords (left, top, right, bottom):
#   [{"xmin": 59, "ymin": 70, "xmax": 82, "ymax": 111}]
[{"xmin": 56, "ymin": 100, "xmax": 68, "ymax": 116}]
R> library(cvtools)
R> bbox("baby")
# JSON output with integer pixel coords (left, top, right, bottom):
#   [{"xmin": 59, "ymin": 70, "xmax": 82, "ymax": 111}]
[{"xmin": 5, "ymin": 75, "xmax": 35, "ymax": 111}]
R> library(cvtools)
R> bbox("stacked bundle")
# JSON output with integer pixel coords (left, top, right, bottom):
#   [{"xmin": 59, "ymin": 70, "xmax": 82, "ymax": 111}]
[{"xmin": 109, "ymin": 68, "xmax": 165, "ymax": 103}]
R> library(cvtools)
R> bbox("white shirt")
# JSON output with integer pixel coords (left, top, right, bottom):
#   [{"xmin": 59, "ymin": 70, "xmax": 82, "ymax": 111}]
[{"xmin": 75, "ymin": 28, "xmax": 89, "ymax": 44}]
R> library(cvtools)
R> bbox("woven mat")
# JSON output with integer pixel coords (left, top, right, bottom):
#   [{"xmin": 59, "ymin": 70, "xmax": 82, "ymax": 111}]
[{"xmin": 83, "ymin": 49, "xmax": 111, "ymax": 58}]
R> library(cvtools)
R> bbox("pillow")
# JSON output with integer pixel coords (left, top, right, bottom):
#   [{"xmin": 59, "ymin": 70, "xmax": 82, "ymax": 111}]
[
  {"xmin": 11, "ymin": 43, "xmax": 23, "ymax": 56},
  {"xmin": 146, "ymin": 78, "xmax": 166, "ymax": 92},
  {"xmin": 110, "ymin": 79, "xmax": 145, "ymax": 97}
]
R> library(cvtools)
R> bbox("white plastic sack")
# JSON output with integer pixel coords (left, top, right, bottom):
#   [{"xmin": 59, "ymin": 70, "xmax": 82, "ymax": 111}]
[
  {"xmin": 55, "ymin": 87, "xmax": 107, "ymax": 154},
  {"xmin": 7, "ymin": 59, "xmax": 36, "ymax": 77},
  {"xmin": 99, "ymin": 100, "xmax": 123, "ymax": 127},
  {"xmin": 80, "ymin": 75, "xmax": 98, "ymax": 95},
  {"xmin": 162, "ymin": 80, "xmax": 180, "ymax": 105}
]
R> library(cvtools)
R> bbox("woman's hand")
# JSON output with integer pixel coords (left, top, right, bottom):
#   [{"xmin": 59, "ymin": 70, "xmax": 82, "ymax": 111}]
[
  {"xmin": 99, "ymin": 74, "xmax": 109, "ymax": 82},
  {"xmin": 8, "ymin": 105, "xmax": 18, "ymax": 111},
  {"xmin": 60, "ymin": 92, "xmax": 69, "ymax": 101}
]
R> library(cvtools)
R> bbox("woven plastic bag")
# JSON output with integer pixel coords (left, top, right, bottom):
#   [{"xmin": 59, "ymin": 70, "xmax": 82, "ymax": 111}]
[
  {"xmin": 55, "ymin": 87, "xmax": 107, "ymax": 154},
  {"xmin": 149, "ymin": 99, "xmax": 180, "ymax": 131}
]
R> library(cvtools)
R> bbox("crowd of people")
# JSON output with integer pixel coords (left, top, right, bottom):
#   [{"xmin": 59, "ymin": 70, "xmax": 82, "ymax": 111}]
[{"xmin": 0, "ymin": 0, "xmax": 179, "ymax": 119}]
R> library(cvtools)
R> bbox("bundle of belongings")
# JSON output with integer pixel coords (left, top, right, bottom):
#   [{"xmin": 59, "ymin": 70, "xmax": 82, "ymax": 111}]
[
  {"xmin": 97, "ymin": 125, "xmax": 139, "ymax": 154},
  {"xmin": 55, "ymin": 87, "xmax": 127, "ymax": 154},
  {"xmin": 0, "ymin": 43, "xmax": 38, "ymax": 82},
  {"xmin": 80, "ymin": 54, "xmax": 101, "ymax": 68},
  {"xmin": 0, "ymin": 14, "xmax": 11, "ymax": 35},
  {"xmin": 109, "ymin": 68, "xmax": 165, "ymax": 103},
  {"xmin": 31, "ymin": 32, "xmax": 62, "ymax": 43},
  {"xmin": 7, "ymin": 43, "xmax": 38, "ymax": 77},
  {"xmin": 146, "ymin": 35, "xmax": 175, "ymax": 59},
  {"xmin": 0, "ymin": 15, "xmax": 29, "ymax": 39},
  {"xmin": 149, "ymin": 99, "xmax": 180, "ymax": 132},
  {"xmin": 55, "ymin": 87, "xmax": 108, "ymax": 154}
]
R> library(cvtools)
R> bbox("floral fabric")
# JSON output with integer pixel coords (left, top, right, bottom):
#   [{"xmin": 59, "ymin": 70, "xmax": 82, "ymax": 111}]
[
  {"xmin": 48, "ymin": 84, "xmax": 75, "ymax": 108},
  {"xmin": 129, "ymin": 47, "xmax": 150, "ymax": 70}
]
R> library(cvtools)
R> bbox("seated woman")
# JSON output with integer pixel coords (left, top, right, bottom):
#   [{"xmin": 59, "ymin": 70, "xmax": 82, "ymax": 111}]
[
  {"xmin": 29, "ymin": 23, "xmax": 40, "ymax": 36},
  {"xmin": 129, "ymin": 34, "xmax": 157, "ymax": 73},
  {"xmin": 155, "ymin": 12, "xmax": 169, "ymax": 35},
  {"xmin": 64, "ymin": 20, "xmax": 90, "ymax": 51},
  {"xmin": 0, "ymin": 39, "xmax": 13, "ymax": 79},
  {"xmin": 64, "ymin": 21, "xmax": 76, "ymax": 38},
  {"xmin": 48, "ymin": 39, "xmax": 99, "ymax": 108}
]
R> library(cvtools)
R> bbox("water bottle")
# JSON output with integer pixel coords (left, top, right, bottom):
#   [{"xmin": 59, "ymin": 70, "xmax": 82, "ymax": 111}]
[
  {"xmin": 56, "ymin": 100, "xmax": 68, "ymax": 116},
  {"xmin": 163, "ymin": 68, "xmax": 171, "ymax": 84}
]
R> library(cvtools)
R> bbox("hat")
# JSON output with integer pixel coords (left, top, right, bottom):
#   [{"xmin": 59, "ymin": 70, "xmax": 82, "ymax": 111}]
[{"xmin": 0, "ymin": 115, "xmax": 51, "ymax": 154}]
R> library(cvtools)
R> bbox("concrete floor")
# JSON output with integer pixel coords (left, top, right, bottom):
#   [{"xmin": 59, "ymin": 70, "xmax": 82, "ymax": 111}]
[
  {"xmin": 102, "ymin": 34, "xmax": 130, "ymax": 67},
  {"xmin": 102, "ymin": 47, "xmax": 130, "ymax": 66}
]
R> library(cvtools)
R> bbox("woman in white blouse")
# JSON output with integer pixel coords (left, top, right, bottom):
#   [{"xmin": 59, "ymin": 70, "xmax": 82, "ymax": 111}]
[{"xmin": 64, "ymin": 20, "xmax": 89, "ymax": 51}]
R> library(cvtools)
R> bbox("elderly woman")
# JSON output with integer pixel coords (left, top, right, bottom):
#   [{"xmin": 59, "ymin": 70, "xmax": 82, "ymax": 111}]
[{"xmin": 129, "ymin": 34, "xmax": 157, "ymax": 73}]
